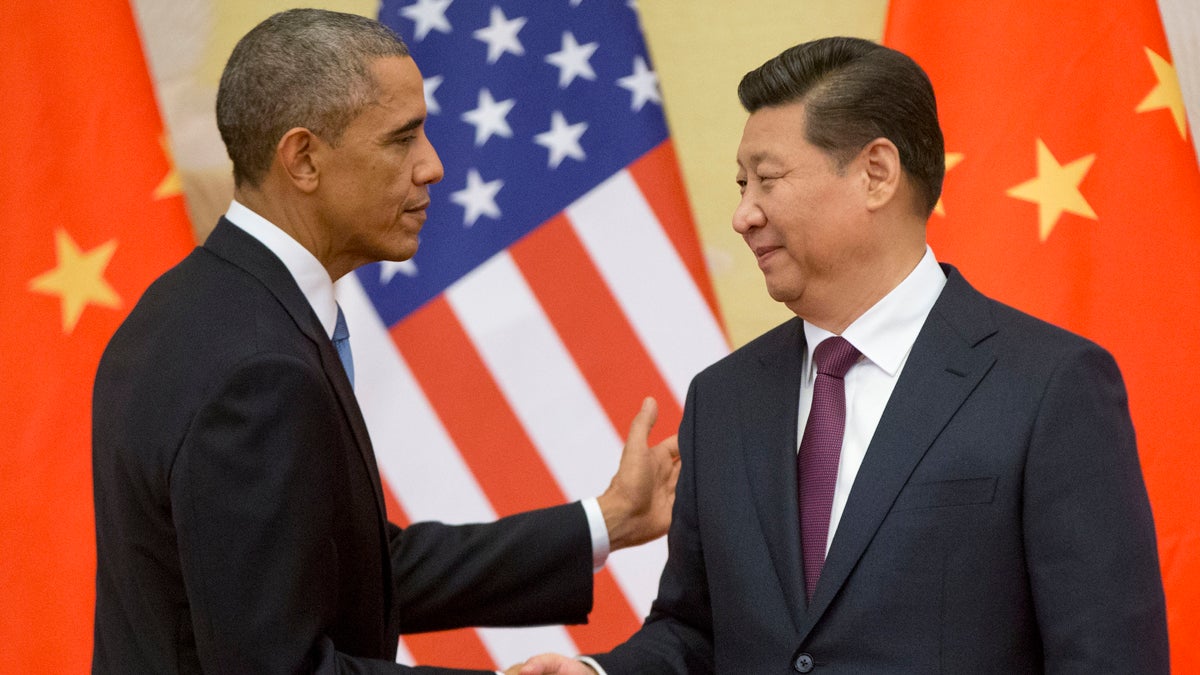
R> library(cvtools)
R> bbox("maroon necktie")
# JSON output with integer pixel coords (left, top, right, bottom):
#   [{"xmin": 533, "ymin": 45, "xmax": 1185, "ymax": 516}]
[{"xmin": 798, "ymin": 336, "xmax": 860, "ymax": 602}]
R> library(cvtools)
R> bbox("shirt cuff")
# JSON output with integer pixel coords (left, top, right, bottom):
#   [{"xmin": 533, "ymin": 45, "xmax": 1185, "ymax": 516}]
[
  {"xmin": 581, "ymin": 497, "xmax": 610, "ymax": 571},
  {"xmin": 577, "ymin": 656, "xmax": 607, "ymax": 674}
]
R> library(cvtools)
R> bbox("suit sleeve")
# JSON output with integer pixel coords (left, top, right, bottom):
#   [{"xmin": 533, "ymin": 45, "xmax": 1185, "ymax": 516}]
[
  {"xmin": 171, "ymin": 354, "xmax": 493, "ymax": 675},
  {"xmin": 591, "ymin": 382, "xmax": 714, "ymax": 674},
  {"xmin": 1022, "ymin": 343, "xmax": 1169, "ymax": 673},
  {"xmin": 388, "ymin": 504, "xmax": 593, "ymax": 634}
]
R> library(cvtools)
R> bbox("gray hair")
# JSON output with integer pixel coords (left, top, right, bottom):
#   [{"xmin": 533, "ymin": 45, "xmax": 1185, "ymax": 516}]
[{"xmin": 216, "ymin": 8, "xmax": 410, "ymax": 188}]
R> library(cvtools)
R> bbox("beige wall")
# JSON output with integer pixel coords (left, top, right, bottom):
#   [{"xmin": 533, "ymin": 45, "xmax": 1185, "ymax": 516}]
[{"xmin": 133, "ymin": 0, "xmax": 1200, "ymax": 348}]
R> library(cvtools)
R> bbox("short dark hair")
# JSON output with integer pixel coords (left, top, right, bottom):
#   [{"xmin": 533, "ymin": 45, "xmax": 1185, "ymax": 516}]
[
  {"xmin": 738, "ymin": 37, "xmax": 945, "ymax": 216},
  {"xmin": 216, "ymin": 9, "xmax": 410, "ymax": 188}
]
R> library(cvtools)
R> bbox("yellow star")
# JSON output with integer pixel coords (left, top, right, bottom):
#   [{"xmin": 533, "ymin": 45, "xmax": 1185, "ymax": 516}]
[
  {"xmin": 28, "ymin": 229, "xmax": 121, "ymax": 334},
  {"xmin": 1135, "ymin": 46, "xmax": 1189, "ymax": 141},
  {"xmin": 154, "ymin": 134, "xmax": 183, "ymax": 200},
  {"xmin": 933, "ymin": 152, "xmax": 964, "ymax": 216},
  {"xmin": 1006, "ymin": 139, "xmax": 1097, "ymax": 242}
]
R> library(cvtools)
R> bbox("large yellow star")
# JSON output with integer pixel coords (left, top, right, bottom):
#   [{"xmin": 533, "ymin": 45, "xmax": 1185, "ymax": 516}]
[
  {"xmin": 933, "ymin": 152, "xmax": 964, "ymax": 217},
  {"xmin": 154, "ymin": 134, "xmax": 183, "ymax": 200},
  {"xmin": 1006, "ymin": 139, "xmax": 1097, "ymax": 242},
  {"xmin": 1135, "ymin": 46, "xmax": 1189, "ymax": 141},
  {"xmin": 28, "ymin": 229, "xmax": 121, "ymax": 334}
]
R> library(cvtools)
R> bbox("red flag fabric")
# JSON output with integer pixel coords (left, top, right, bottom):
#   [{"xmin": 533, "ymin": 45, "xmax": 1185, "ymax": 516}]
[
  {"xmin": 885, "ymin": 3, "xmax": 1200, "ymax": 670},
  {"xmin": 0, "ymin": 1, "xmax": 195, "ymax": 671}
]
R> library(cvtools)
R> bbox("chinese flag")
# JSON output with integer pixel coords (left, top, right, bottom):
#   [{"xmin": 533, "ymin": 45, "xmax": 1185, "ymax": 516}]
[
  {"xmin": 0, "ymin": 1, "xmax": 195, "ymax": 671},
  {"xmin": 886, "ymin": 2, "xmax": 1200, "ymax": 670}
]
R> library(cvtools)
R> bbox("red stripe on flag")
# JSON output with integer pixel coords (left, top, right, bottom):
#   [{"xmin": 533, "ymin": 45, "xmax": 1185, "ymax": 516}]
[
  {"xmin": 402, "ymin": 630, "xmax": 496, "ymax": 670},
  {"xmin": 376, "ymin": 458, "xmax": 496, "ymax": 668},
  {"xmin": 391, "ymin": 294, "xmax": 643, "ymax": 654},
  {"xmin": 628, "ymin": 141, "xmax": 726, "ymax": 330},
  {"xmin": 511, "ymin": 212, "xmax": 683, "ymax": 442},
  {"xmin": 391, "ymin": 296, "xmax": 564, "ymax": 516}
]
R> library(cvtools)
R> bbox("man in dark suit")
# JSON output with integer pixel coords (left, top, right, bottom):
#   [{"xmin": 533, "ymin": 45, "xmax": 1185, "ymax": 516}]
[
  {"xmin": 91, "ymin": 10, "xmax": 679, "ymax": 674},
  {"xmin": 519, "ymin": 37, "xmax": 1168, "ymax": 674}
]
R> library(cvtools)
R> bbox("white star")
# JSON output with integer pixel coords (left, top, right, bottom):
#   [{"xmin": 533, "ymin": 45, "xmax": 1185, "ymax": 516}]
[
  {"xmin": 545, "ymin": 31, "xmax": 599, "ymax": 89},
  {"xmin": 571, "ymin": 0, "xmax": 583, "ymax": 6},
  {"xmin": 473, "ymin": 6, "xmax": 526, "ymax": 64},
  {"xmin": 450, "ymin": 169, "xmax": 504, "ymax": 226},
  {"xmin": 617, "ymin": 56, "xmax": 661, "ymax": 111},
  {"xmin": 399, "ymin": 0, "xmax": 452, "ymax": 42},
  {"xmin": 460, "ymin": 88, "xmax": 516, "ymax": 146},
  {"xmin": 423, "ymin": 75, "xmax": 443, "ymax": 115},
  {"xmin": 380, "ymin": 259, "xmax": 418, "ymax": 283},
  {"xmin": 534, "ymin": 111, "xmax": 588, "ymax": 169}
]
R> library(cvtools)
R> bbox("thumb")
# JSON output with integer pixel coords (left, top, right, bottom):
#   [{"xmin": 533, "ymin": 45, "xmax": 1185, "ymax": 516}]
[{"xmin": 626, "ymin": 396, "xmax": 659, "ymax": 447}]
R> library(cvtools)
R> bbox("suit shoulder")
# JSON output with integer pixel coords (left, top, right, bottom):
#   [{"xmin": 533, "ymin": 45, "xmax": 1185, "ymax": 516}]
[
  {"xmin": 692, "ymin": 317, "xmax": 801, "ymax": 384},
  {"xmin": 982, "ymin": 295, "xmax": 1111, "ymax": 360},
  {"xmin": 937, "ymin": 266, "xmax": 1114, "ymax": 363}
]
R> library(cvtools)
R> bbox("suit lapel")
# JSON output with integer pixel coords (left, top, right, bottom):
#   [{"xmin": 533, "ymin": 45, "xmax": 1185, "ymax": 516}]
[
  {"xmin": 739, "ymin": 318, "xmax": 809, "ymax": 631},
  {"xmin": 798, "ymin": 267, "xmax": 998, "ymax": 639},
  {"xmin": 203, "ymin": 219, "xmax": 389, "ymax": 525}
]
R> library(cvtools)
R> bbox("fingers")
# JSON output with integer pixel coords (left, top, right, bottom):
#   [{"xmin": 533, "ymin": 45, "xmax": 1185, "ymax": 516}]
[{"xmin": 518, "ymin": 653, "xmax": 586, "ymax": 674}]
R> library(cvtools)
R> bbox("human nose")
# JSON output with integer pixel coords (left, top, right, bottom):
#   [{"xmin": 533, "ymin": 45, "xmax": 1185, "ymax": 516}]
[
  {"xmin": 732, "ymin": 190, "xmax": 763, "ymax": 235},
  {"xmin": 415, "ymin": 135, "xmax": 444, "ymax": 186}
]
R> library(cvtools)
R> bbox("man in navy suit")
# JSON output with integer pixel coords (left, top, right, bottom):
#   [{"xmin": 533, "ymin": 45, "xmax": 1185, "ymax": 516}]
[
  {"xmin": 91, "ymin": 10, "xmax": 678, "ymax": 674},
  {"xmin": 519, "ymin": 36, "xmax": 1168, "ymax": 674}
]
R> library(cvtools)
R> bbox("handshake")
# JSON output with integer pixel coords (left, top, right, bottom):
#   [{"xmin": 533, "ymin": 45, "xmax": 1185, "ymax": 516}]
[{"xmin": 504, "ymin": 655, "xmax": 598, "ymax": 675}]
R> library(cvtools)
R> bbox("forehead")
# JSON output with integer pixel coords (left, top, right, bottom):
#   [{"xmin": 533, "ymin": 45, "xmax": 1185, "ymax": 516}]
[
  {"xmin": 737, "ymin": 101, "xmax": 814, "ymax": 166},
  {"xmin": 359, "ymin": 55, "xmax": 426, "ymax": 122}
]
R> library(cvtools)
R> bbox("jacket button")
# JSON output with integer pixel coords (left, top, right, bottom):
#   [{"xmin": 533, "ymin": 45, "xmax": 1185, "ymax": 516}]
[{"xmin": 794, "ymin": 653, "xmax": 814, "ymax": 673}]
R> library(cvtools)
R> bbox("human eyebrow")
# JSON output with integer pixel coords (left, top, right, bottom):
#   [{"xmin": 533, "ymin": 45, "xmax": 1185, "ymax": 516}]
[{"xmin": 382, "ymin": 117, "xmax": 424, "ymax": 142}]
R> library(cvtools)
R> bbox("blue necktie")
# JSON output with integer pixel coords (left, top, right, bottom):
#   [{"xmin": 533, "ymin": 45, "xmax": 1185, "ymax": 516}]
[{"xmin": 333, "ymin": 304, "xmax": 354, "ymax": 389}]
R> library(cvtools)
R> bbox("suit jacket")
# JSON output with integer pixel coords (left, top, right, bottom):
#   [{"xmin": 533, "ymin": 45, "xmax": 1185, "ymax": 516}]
[
  {"xmin": 92, "ymin": 219, "xmax": 593, "ymax": 674},
  {"xmin": 595, "ymin": 265, "xmax": 1168, "ymax": 674}
]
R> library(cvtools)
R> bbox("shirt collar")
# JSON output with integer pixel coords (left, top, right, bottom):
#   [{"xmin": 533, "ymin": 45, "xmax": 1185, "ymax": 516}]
[
  {"xmin": 803, "ymin": 246, "xmax": 947, "ymax": 377},
  {"xmin": 224, "ymin": 200, "xmax": 339, "ymax": 339}
]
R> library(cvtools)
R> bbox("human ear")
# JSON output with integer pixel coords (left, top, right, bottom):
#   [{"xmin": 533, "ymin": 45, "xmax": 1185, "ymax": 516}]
[
  {"xmin": 861, "ymin": 138, "xmax": 901, "ymax": 211},
  {"xmin": 277, "ymin": 127, "xmax": 320, "ymax": 193}
]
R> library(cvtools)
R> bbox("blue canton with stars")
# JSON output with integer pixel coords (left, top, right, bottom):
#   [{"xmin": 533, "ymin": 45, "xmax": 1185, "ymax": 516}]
[{"xmin": 361, "ymin": 0, "xmax": 668, "ymax": 326}]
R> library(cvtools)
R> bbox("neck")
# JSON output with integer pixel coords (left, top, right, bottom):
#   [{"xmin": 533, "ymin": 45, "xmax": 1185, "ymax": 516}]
[
  {"xmin": 790, "ymin": 243, "xmax": 926, "ymax": 334},
  {"xmin": 235, "ymin": 186, "xmax": 342, "ymax": 280}
]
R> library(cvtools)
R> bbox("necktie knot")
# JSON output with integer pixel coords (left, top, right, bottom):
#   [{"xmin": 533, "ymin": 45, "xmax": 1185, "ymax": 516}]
[
  {"xmin": 813, "ymin": 336, "xmax": 860, "ymax": 379},
  {"xmin": 333, "ymin": 304, "xmax": 354, "ymax": 389}
]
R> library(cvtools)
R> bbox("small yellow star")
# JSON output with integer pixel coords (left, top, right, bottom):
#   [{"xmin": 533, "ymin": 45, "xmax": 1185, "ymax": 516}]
[
  {"xmin": 1135, "ymin": 46, "xmax": 1189, "ymax": 141},
  {"xmin": 154, "ymin": 134, "xmax": 183, "ymax": 200},
  {"xmin": 28, "ymin": 229, "xmax": 121, "ymax": 334},
  {"xmin": 933, "ymin": 152, "xmax": 964, "ymax": 216},
  {"xmin": 1006, "ymin": 139, "xmax": 1097, "ymax": 242}
]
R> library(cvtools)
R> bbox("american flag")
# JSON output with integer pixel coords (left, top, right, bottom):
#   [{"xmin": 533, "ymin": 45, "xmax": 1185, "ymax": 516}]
[{"xmin": 335, "ymin": 1, "xmax": 729, "ymax": 668}]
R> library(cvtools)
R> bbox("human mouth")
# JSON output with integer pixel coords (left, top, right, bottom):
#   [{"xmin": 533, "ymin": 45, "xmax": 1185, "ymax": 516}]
[{"xmin": 752, "ymin": 244, "xmax": 781, "ymax": 265}]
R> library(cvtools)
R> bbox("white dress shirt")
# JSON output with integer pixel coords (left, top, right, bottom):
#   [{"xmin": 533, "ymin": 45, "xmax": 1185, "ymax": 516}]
[{"xmin": 799, "ymin": 246, "xmax": 947, "ymax": 554}]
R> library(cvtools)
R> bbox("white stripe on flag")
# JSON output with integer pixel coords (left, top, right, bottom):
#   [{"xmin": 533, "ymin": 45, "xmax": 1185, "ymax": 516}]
[
  {"xmin": 337, "ymin": 274, "xmax": 493, "ymax": 525},
  {"xmin": 337, "ymin": 274, "xmax": 581, "ymax": 666},
  {"xmin": 567, "ymin": 170, "xmax": 729, "ymax": 404},
  {"xmin": 447, "ymin": 250, "xmax": 666, "ymax": 617},
  {"xmin": 477, "ymin": 626, "xmax": 578, "ymax": 671},
  {"xmin": 446, "ymin": 251, "xmax": 622, "ymax": 500}
]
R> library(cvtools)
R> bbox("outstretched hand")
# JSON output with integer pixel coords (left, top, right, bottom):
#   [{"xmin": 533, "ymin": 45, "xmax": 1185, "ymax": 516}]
[
  {"xmin": 507, "ymin": 653, "xmax": 597, "ymax": 674},
  {"xmin": 596, "ymin": 397, "xmax": 680, "ymax": 551}
]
